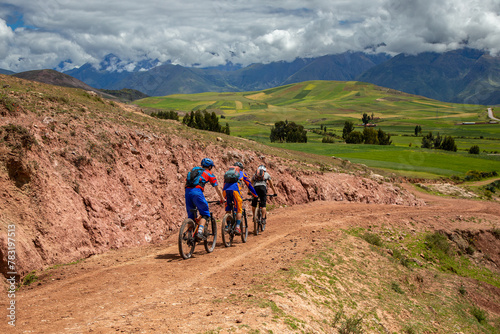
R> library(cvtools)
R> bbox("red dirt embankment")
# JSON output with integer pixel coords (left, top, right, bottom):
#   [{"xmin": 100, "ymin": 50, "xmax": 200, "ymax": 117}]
[{"xmin": 0, "ymin": 95, "xmax": 423, "ymax": 279}]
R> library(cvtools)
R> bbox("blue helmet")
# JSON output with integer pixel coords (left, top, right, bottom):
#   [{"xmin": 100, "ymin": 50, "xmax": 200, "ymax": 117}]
[{"xmin": 201, "ymin": 158, "xmax": 215, "ymax": 168}]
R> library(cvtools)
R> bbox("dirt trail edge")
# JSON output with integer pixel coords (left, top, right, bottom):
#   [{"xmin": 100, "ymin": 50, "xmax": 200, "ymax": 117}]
[{"xmin": 4, "ymin": 189, "xmax": 500, "ymax": 333}]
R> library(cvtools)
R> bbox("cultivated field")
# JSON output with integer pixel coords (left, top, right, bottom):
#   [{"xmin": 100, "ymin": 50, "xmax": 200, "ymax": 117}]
[{"xmin": 136, "ymin": 80, "xmax": 500, "ymax": 179}]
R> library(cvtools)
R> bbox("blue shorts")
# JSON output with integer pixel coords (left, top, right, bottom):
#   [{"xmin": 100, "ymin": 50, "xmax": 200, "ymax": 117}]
[{"xmin": 185, "ymin": 187, "xmax": 210, "ymax": 220}]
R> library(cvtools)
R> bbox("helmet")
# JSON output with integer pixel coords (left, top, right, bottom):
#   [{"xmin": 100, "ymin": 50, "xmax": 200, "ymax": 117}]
[
  {"xmin": 234, "ymin": 161, "xmax": 244, "ymax": 170},
  {"xmin": 201, "ymin": 158, "xmax": 215, "ymax": 168},
  {"xmin": 257, "ymin": 165, "xmax": 267, "ymax": 172}
]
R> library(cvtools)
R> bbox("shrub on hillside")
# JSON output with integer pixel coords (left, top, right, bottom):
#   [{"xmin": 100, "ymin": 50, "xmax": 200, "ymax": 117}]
[{"xmin": 469, "ymin": 145, "xmax": 480, "ymax": 154}]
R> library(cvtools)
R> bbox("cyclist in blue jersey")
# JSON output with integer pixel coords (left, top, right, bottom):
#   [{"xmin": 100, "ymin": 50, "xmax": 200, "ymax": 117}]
[
  {"xmin": 223, "ymin": 161, "xmax": 258, "ymax": 235},
  {"xmin": 185, "ymin": 158, "xmax": 225, "ymax": 240}
]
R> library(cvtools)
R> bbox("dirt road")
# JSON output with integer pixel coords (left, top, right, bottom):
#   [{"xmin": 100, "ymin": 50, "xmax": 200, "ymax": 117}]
[{"xmin": 3, "ymin": 186, "xmax": 500, "ymax": 333}]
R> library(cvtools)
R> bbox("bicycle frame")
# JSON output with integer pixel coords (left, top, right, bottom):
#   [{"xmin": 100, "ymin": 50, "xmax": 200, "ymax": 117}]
[
  {"xmin": 254, "ymin": 194, "xmax": 276, "ymax": 235},
  {"xmin": 221, "ymin": 198, "xmax": 252, "ymax": 247},
  {"xmin": 178, "ymin": 200, "xmax": 220, "ymax": 259}
]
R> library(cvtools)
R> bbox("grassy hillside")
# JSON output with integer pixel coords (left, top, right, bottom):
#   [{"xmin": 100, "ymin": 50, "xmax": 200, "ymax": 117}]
[{"xmin": 135, "ymin": 80, "xmax": 500, "ymax": 178}]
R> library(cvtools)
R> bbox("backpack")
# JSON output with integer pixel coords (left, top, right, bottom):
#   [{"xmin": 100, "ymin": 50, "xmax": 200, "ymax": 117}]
[
  {"xmin": 185, "ymin": 166, "xmax": 204, "ymax": 188},
  {"xmin": 254, "ymin": 168, "xmax": 265, "ymax": 182},
  {"xmin": 224, "ymin": 166, "xmax": 240, "ymax": 183}
]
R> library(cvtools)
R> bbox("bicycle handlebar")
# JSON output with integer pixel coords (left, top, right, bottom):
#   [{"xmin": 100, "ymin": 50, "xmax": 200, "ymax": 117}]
[{"xmin": 207, "ymin": 200, "xmax": 223, "ymax": 204}]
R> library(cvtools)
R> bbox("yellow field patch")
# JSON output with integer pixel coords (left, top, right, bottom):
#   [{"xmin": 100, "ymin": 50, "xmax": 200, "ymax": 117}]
[
  {"xmin": 411, "ymin": 99, "xmax": 451, "ymax": 108},
  {"xmin": 304, "ymin": 83, "xmax": 316, "ymax": 90},
  {"xmin": 235, "ymin": 101, "xmax": 243, "ymax": 109},
  {"xmin": 246, "ymin": 92, "xmax": 267, "ymax": 101}
]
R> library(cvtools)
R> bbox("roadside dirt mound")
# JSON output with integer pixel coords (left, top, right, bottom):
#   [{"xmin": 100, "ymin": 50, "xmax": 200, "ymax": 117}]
[{"xmin": 0, "ymin": 77, "xmax": 423, "ymax": 279}]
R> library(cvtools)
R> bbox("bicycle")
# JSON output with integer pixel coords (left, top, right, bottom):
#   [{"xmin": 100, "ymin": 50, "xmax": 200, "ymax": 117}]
[
  {"xmin": 221, "ymin": 198, "xmax": 252, "ymax": 247},
  {"xmin": 254, "ymin": 194, "xmax": 277, "ymax": 235},
  {"xmin": 178, "ymin": 200, "xmax": 220, "ymax": 259}
]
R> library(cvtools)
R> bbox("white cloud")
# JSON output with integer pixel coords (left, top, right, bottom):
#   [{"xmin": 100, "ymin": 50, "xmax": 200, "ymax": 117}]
[{"xmin": 0, "ymin": 0, "xmax": 499, "ymax": 72}]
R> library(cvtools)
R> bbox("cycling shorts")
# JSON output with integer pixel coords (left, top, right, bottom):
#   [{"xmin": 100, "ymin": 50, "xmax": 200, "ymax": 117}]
[
  {"xmin": 185, "ymin": 187, "xmax": 210, "ymax": 220},
  {"xmin": 223, "ymin": 189, "xmax": 243, "ymax": 214},
  {"xmin": 251, "ymin": 185, "xmax": 267, "ymax": 207}
]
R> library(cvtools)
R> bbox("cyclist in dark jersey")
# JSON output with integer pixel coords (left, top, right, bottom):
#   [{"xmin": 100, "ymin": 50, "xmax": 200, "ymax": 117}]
[{"xmin": 251, "ymin": 165, "xmax": 277, "ymax": 225}]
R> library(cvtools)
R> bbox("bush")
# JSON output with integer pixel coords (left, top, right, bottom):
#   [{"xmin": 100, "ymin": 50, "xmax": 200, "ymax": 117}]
[
  {"xmin": 425, "ymin": 232, "xmax": 450, "ymax": 255},
  {"xmin": 471, "ymin": 306, "xmax": 487, "ymax": 323},
  {"xmin": 469, "ymin": 145, "xmax": 480, "ymax": 154},
  {"xmin": 362, "ymin": 232, "xmax": 383, "ymax": 247},
  {"xmin": 345, "ymin": 131, "xmax": 364, "ymax": 144},
  {"xmin": 322, "ymin": 136, "xmax": 335, "ymax": 143},
  {"xmin": 22, "ymin": 271, "xmax": 38, "ymax": 286}
]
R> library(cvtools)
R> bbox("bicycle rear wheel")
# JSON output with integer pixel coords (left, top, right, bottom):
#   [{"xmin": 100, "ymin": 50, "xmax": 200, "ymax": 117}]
[
  {"xmin": 260, "ymin": 209, "xmax": 265, "ymax": 232},
  {"xmin": 254, "ymin": 206, "xmax": 260, "ymax": 236},
  {"xmin": 204, "ymin": 216, "xmax": 217, "ymax": 253},
  {"xmin": 221, "ymin": 213, "xmax": 233, "ymax": 247},
  {"xmin": 241, "ymin": 210, "xmax": 248, "ymax": 243},
  {"xmin": 178, "ymin": 219, "xmax": 196, "ymax": 259}
]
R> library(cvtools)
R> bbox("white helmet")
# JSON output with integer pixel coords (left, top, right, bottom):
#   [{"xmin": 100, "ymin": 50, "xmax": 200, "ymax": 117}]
[{"xmin": 258, "ymin": 165, "xmax": 266, "ymax": 172}]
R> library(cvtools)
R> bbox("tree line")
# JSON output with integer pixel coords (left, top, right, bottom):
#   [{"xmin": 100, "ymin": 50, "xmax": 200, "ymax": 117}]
[
  {"xmin": 182, "ymin": 110, "xmax": 230, "ymax": 135},
  {"xmin": 151, "ymin": 109, "xmax": 229, "ymax": 135},
  {"xmin": 341, "ymin": 121, "xmax": 392, "ymax": 145},
  {"xmin": 270, "ymin": 121, "xmax": 307, "ymax": 143}
]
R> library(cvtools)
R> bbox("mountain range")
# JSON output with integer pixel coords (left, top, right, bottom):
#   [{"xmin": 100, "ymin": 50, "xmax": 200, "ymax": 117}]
[{"xmin": 3, "ymin": 48, "xmax": 499, "ymax": 105}]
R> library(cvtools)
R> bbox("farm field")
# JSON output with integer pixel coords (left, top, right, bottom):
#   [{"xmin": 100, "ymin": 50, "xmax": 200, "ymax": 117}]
[{"xmin": 135, "ymin": 80, "xmax": 500, "ymax": 178}]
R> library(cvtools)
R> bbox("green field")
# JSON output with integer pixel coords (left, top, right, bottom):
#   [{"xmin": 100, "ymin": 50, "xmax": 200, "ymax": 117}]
[{"xmin": 135, "ymin": 80, "xmax": 500, "ymax": 178}]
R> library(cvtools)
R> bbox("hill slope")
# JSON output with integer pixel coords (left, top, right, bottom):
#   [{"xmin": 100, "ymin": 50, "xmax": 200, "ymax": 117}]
[{"xmin": 0, "ymin": 74, "xmax": 422, "ymax": 278}]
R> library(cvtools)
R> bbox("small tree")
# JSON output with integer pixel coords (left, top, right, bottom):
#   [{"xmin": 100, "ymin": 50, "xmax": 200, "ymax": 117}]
[
  {"xmin": 421, "ymin": 132, "xmax": 434, "ymax": 149},
  {"xmin": 346, "ymin": 131, "xmax": 364, "ymax": 144},
  {"xmin": 362, "ymin": 113, "xmax": 370, "ymax": 125},
  {"xmin": 469, "ymin": 145, "xmax": 480, "ymax": 154},
  {"xmin": 441, "ymin": 136, "xmax": 457, "ymax": 152},
  {"xmin": 363, "ymin": 127, "xmax": 379, "ymax": 144},
  {"xmin": 377, "ymin": 128, "xmax": 392, "ymax": 145},
  {"xmin": 433, "ymin": 132, "xmax": 442, "ymax": 149},
  {"xmin": 342, "ymin": 121, "xmax": 354, "ymax": 139},
  {"xmin": 414, "ymin": 125, "xmax": 422, "ymax": 136}
]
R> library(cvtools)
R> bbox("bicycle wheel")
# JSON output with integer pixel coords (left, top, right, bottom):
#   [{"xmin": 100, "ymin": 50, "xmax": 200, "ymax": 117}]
[
  {"xmin": 260, "ymin": 209, "xmax": 265, "ymax": 232},
  {"xmin": 221, "ymin": 213, "xmax": 233, "ymax": 247},
  {"xmin": 204, "ymin": 216, "xmax": 217, "ymax": 253},
  {"xmin": 241, "ymin": 210, "xmax": 249, "ymax": 243},
  {"xmin": 178, "ymin": 219, "xmax": 196, "ymax": 259},
  {"xmin": 254, "ymin": 205, "xmax": 260, "ymax": 236}
]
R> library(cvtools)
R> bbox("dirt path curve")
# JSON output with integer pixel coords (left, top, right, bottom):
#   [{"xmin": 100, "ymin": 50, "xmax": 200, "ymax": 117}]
[
  {"xmin": 4, "ymin": 187, "xmax": 500, "ymax": 333},
  {"xmin": 488, "ymin": 107, "xmax": 500, "ymax": 122}
]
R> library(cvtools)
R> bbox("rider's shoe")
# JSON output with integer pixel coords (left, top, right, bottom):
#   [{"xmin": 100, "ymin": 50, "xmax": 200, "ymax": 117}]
[
  {"xmin": 235, "ymin": 226, "xmax": 242, "ymax": 235},
  {"xmin": 195, "ymin": 232, "xmax": 204, "ymax": 240},
  {"xmin": 224, "ymin": 225, "xmax": 230, "ymax": 233}
]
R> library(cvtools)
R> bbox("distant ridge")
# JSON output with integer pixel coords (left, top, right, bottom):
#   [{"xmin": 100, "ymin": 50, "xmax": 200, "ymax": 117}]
[
  {"xmin": 13, "ymin": 69, "xmax": 98, "ymax": 91},
  {"xmin": 0, "ymin": 68, "xmax": 15, "ymax": 75},
  {"xmin": 61, "ymin": 49, "xmax": 500, "ymax": 105},
  {"xmin": 11, "ymin": 69, "xmax": 120, "ymax": 100}
]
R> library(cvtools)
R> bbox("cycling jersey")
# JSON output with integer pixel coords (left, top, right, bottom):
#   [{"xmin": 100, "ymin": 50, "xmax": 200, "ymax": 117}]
[
  {"xmin": 185, "ymin": 169, "xmax": 218, "ymax": 191},
  {"xmin": 223, "ymin": 170, "xmax": 257, "ymax": 213}
]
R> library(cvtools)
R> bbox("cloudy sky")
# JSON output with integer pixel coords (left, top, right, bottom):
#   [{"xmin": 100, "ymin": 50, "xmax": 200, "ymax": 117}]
[{"xmin": 1, "ymin": 0, "xmax": 500, "ymax": 72}]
